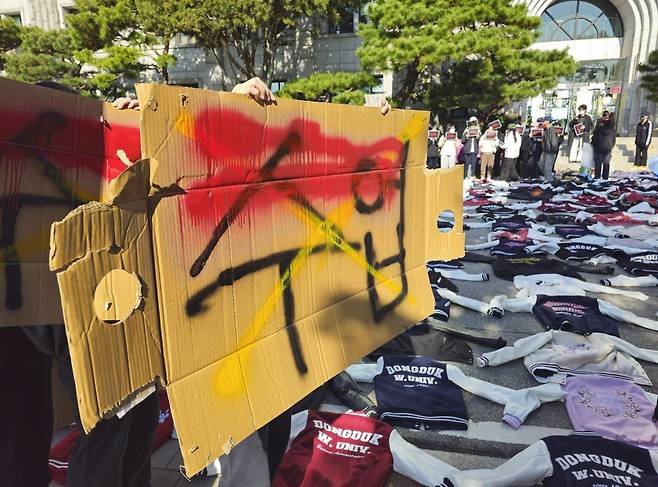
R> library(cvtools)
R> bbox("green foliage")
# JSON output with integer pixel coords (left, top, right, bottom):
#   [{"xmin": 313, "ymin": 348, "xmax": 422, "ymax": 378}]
[
  {"xmin": 4, "ymin": 27, "xmax": 87, "ymax": 92},
  {"xmin": 177, "ymin": 0, "xmax": 349, "ymax": 82},
  {"xmin": 357, "ymin": 0, "xmax": 576, "ymax": 116},
  {"xmin": 639, "ymin": 50, "xmax": 658, "ymax": 103},
  {"xmin": 0, "ymin": 17, "xmax": 22, "ymax": 69},
  {"xmin": 67, "ymin": 0, "xmax": 182, "ymax": 86},
  {"xmin": 3, "ymin": 0, "xmax": 176, "ymax": 98},
  {"xmin": 277, "ymin": 71, "xmax": 379, "ymax": 104}
]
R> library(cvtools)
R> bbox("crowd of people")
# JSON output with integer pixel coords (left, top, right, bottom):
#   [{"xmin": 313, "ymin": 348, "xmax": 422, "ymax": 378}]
[{"xmin": 427, "ymin": 106, "xmax": 654, "ymax": 182}]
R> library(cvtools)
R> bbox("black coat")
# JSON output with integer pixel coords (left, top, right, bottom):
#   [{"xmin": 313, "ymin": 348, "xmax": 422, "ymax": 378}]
[
  {"xmin": 635, "ymin": 120, "xmax": 653, "ymax": 148},
  {"xmin": 519, "ymin": 134, "xmax": 534, "ymax": 160},
  {"xmin": 542, "ymin": 127, "xmax": 560, "ymax": 154},
  {"xmin": 591, "ymin": 124, "xmax": 616, "ymax": 154}
]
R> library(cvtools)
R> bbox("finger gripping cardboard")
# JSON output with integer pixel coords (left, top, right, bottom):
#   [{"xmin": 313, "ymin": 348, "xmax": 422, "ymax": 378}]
[{"xmin": 49, "ymin": 83, "xmax": 464, "ymax": 476}]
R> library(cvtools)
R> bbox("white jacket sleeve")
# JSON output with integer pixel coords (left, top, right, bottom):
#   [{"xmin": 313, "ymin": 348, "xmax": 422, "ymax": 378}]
[
  {"xmin": 575, "ymin": 211, "xmax": 594, "ymax": 224},
  {"xmin": 608, "ymin": 334, "xmax": 658, "ymax": 364},
  {"xmin": 437, "ymin": 288, "xmax": 498, "ymax": 317},
  {"xmin": 510, "ymin": 201, "xmax": 542, "ymax": 210},
  {"xmin": 446, "ymin": 365, "xmax": 565, "ymax": 429},
  {"xmin": 588, "ymin": 223, "xmax": 622, "ymax": 237},
  {"xmin": 344, "ymin": 359, "xmax": 382, "ymax": 383},
  {"xmin": 489, "ymin": 294, "xmax": 536, "ymax": 313},
  {"xmin": 440, "ymin": 269, "xmax": 490, "ymax": 282},
  {"xmin": 601, "ymin": 275, "xmax": 658, "ymax": 288},
  {"xmin": 465, "ymin": 240, "xmax": 499, "ymax": 251},
  {"xmin": 449, "ymin": 440, "xmax": 554, "ymax": 487},
  {"xmin": 526, "ymin": 229, "xmax": 563, "ymax": 243},
  {"xmin": 524, "ymin": 242, "xmax": 560, "ymax": 254},
  {"xmin": 598, "ymin": 299, "xmax": 658, "ymax": 331},
  {"xmin": 570, "ymin": 235, "xmax": 608, "ymax": 246},
  {"xmin": 478, "ymin": 331, "xmax": 554, "ymax": 367},
  {"xmin": 464, "ymin": 221, "xmax": 493, "ymax": 229},
  {"xmin": 289, "ymin": 410, "xmax": 309, "ymax": 440},
  {"xmin": 390, "ymin": 430, "xmax": 457, "ymax": 486}
]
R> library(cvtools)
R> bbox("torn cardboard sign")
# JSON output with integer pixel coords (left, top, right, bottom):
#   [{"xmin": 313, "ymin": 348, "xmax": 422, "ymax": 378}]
[
  {"xmin": 0, "ymin": 78, "xmax": 140, "ymax": 327},
  {"xmin": 50, "ymin": 83, "xmax": 464, "ymax": 475}
]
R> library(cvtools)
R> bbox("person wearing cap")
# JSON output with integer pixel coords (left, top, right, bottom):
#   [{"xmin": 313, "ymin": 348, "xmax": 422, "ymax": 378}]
[
  {"xmin": 499, "ymin": 123, "xmax": 521, "ymax": 181},
  {"xmin": 461, "ymin": 116, "xmax": 481, "ymax": 178},
  {"xmin": 538, "ymin": 116, "xmax": 561, "ymax": 182},
  {"xmin": 567, "ymin": 104, "xmax": 594, "ymax": 163},
  {"xmin": 635, "ymin": 112, "xmax": 653, "ymax": 167},
  {"xmin": 478, "ymin": 127, "xmax": 500, "ymax": 181},
  {"xmin": 591, "ymin": 110, "xmax": 616, "ymax": 180}
]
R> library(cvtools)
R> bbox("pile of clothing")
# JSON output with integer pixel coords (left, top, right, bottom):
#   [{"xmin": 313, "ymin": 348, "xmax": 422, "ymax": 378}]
[{"xmin": 271, "ymin": 171, "xmax": 658, "ymax": 486}]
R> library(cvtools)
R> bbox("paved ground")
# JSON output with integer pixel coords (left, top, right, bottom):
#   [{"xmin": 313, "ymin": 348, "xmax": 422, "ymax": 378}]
[{"xmin": 50, "ymin": 166, "xmax": 658, "ymax": 486}]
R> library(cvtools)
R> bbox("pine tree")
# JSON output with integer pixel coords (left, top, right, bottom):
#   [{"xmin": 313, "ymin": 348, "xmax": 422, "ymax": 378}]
[
  {"xmin": 639, "ymin": 51, "xmax": 658, "ymax": 103},
  {"xmin": 357, "ymin": 0, "xmax": 577, "ymax": 117},
  {"xmin": 0, "ymin": 17, "xmax": 21, "ymax": 70},
  {"xmin": 277, "ymin": 71, "xmax": 379, "ymax": 104}
]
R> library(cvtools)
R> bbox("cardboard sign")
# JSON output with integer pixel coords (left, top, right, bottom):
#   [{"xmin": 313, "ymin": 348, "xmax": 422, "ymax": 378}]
[
  {"xmin": 446, "ymin": 132, "xmax": 457, "ymax": 140},
  {"xmin": 467, "ymin": 127, "xmax": 479, "ymax": 138},
  {"xmin": 531, "ymin": 128, "xmax": 544, "ymax": 138},
  {"xmin": 488, "ymin": 119, "xmax": 502, "ymax": 130},
  {"xmin": 428, "ymin": 129, "xmax": 439, "ymax": 138},
  {"xmin": 50, "ymin": 84, "xmax": 464, "ymax": 475},
  {"xmin": 574, "ymin": 123, "xmax": 585, "ymax": 136},
  {"xmin": 0, "ymin": 78, "xmax": 140, "ymax": 328}
]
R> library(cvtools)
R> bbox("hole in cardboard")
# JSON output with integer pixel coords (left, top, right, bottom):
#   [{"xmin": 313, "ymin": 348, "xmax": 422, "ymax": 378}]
[
  {"xmin": 437, "ymin": 210, "xmax": 455, "ymax": 233},
  {"xmin": 93, "ymin": 269, "xmax": 142, "ymax": 325}
]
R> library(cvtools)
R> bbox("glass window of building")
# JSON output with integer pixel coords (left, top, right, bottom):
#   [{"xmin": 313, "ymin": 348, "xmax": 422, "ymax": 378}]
[
  {"xmin": 539, "ymin": 0, "xmax": 623, "ymax": 42},
  {"xmin": 270, "ymin": 80, "xmax": 286, "ymax": 93},
  {"xmin": 2, "ymin": 12, "xmax": 22, "ymax": 25}
]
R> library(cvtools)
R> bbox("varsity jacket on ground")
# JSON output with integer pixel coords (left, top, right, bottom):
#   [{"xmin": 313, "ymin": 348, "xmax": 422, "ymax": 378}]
[
  {"xmin": 477, "ymin": 330, "xmax": 658, "ymax": 386},
  {"xmin": 346, "ymin": 356, "xmax": 564, "ymax": 431},
  {"xmin": 272, "ymin": 410, "xmax": 456, "ymax": 487},
  {"xmin": 564, "ymin": 375, "xmax": 658, "ymax": 448},
  {"xmin": 489, "ymin": 294, "xmax": 658, "ymax": 334},
  {"xmin": 449, "ymin": 434, "xmax": 658, "ymax": 487},
  {"xmin": 512, "ymin": 274, "xmax": 649, "ymax": 301},
  {"xmin": 490, "ymin": 239, "xmax": 533, "ymax": 256},
  {"xmin": 554, "ymin": 225, "xmax": 595, "ymax": 239},
  {"xmin": 617, "ymin": 251, "xmax": 658, "ymax": 276},
  {"xmin": 492, "ymin": 256, "xmax": 579, "ymax": 280}
]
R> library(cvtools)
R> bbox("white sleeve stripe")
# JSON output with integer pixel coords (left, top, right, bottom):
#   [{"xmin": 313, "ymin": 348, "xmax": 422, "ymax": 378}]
[{"xmin": 647, "ymin": 122, "xmax": 653, "ymax": 146}]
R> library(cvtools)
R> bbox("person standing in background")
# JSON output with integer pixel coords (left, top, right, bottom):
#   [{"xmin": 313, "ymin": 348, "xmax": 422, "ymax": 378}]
[
  {"xmin": 568, "ymin": 104, "xmax": 594, "ymax": 164},
  {"xmin": 437, "ymin": 125, "xmax": 460, "ymax": 168},
  {"xmin": 426, "ymin": 126, "xmax": 440, "ymax": 169},
  {"xmin": 635, "ymin": 113, "xmax": 653, "ymax": 167},
  {"xmin": 478, "ymin": 127, "xmax": 500, "ymax": 181},
  {"xmin": 461, "ymin": 116, "xmax": 481, "ymax": 179},
  {"xmin": 518, "ymin": 125, "xmax": 535, "ymax": 178},
  {"xmin": 591, "ymin": 111, "xmax": 616, "ymax": 180},
  {"xmin": 500, "ymin": 123, "xmax": 522, "ymax": 181},
  {"xmin": 531, "ymin": 119, "xmax": 544, "ymax": 178},
  {"xmin": 538, "ymin": 116, "xmax": 561, "ymax": 182}
]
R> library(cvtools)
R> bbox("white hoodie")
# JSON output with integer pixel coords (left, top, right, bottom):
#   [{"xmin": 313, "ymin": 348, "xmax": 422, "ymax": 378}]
[{"xmin": 502, "ymin": 131, "xmax": 522, "ymax": 159}]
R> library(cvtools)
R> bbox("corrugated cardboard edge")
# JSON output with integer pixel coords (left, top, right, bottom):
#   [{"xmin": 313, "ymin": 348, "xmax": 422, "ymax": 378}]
[{"xmin": 50, "ymin": 158, "xmax": 165, "ymax": 431}]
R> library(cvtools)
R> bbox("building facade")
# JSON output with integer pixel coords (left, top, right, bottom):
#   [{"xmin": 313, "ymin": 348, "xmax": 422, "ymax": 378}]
[{"xmin": 2, "ymin": 0, "xmax": 656, "ymax": 134}]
